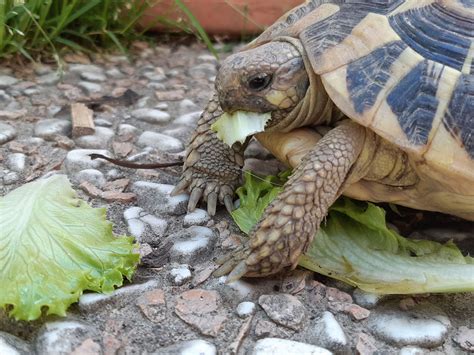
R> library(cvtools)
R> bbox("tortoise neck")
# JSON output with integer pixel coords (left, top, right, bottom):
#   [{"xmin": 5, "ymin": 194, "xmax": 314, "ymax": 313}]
[{"xmin": 266, "ymin": 36, "xmax": 343, "ymax": 133}]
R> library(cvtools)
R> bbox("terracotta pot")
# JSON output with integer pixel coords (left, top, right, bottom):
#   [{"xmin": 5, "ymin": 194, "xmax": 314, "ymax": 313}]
[{"xmin": 140, "ymin": 0, "xmax": 302, "ymax": 36}]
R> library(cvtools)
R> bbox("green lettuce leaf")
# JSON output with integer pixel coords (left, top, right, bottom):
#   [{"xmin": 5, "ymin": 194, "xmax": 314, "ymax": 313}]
[
  {"xmin": 0, "ymin": 175, "xmax": 139, "ymax": 320},
  {"xmin": 232, "ymin": 171, "xmax": 474, "ymax": 294}
]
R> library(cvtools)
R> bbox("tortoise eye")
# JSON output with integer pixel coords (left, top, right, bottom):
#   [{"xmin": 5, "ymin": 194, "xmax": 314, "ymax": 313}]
[{"xmin": 247, "ymin": 73, "xmax": 272, "ymax": 91}]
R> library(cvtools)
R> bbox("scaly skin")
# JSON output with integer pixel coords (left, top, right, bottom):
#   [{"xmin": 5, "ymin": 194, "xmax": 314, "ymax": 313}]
[
  {"xmin": 215, "ymin": 121, "xmax": 366, "ymax": 280},
  {"xmin": 171, "ymin": 94, "xmax": 245, "ymax": 216}
]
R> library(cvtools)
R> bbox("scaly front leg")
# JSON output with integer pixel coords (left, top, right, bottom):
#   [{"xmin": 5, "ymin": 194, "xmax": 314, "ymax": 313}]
[
  {"xmin": 172, "ymin": 94, "xmax": 246, "ymax": 215},
  {"xmin": 216, "ymin": 121, "xmax": 366, "ymax": 280}
]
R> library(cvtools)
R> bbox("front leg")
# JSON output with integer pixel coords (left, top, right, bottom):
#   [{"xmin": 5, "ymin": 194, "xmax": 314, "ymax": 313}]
[
  {"xmin": 172, "ymin": 94, "xmax": 246, "ymax": 215},
  {"xmin": 216, "ymin": 121, "xmax": 366, "ymax": 280}
]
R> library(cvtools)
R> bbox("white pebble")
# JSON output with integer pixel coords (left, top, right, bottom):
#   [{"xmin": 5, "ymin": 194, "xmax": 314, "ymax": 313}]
[
  {"xmin": 132, "ymin": 108, "xmax": 171, "ymax": 124},
  {"xmin": 137, "ymin": 131, "xmax": 184, "ymax": 153},
  {"xmin": 169, "ymin": 264, "xmax": 192, "ymax": 285},
  {"xmin": 6, "ymin": 153, "xmax": 26, "ymax": 173},
  {"xmin": 236, "ymin": 302, "xmax": 256, "ymax": 318},
  {"xmin": 183, "ymin": 208, "xmax": 210, "ymax": 227},
  {"xmin": 252, "ymin": 338, "xmax": 331, "ymax": 355}
]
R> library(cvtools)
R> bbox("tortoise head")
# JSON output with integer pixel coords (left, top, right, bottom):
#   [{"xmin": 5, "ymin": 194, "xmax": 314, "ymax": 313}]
[{"xmin": 216, "ymin": 41, "xmax": 309, "ymax": 121}]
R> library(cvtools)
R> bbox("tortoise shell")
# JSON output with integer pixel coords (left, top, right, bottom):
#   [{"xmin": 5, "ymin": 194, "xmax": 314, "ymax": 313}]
[{"xmin": 249, "ymin": 0, "xmax": 474, "ymax": 181}]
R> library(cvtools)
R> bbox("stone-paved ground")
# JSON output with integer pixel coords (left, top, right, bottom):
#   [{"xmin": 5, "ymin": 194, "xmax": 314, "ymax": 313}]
[{"xmin": 0, "ymin": 41, "xmax": 473, "ymax": 355}]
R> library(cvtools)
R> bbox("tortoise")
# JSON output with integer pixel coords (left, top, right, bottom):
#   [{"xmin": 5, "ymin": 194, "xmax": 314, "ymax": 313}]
[{"xmin": 172, "ymin": 0, "xmax": 474, "ymax": 280}]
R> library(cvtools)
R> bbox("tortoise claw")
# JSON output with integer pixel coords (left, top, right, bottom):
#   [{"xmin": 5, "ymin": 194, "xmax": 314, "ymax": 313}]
[
  {"xmin": 226, "ymin": 261, "xmax": 248, "ymax": 283},
  {"xmin": 188, "ymin": 188, "xmax": 203, "ymax": 212},
  {"xmin": 207, "ymin": 192, "xmax": 218, "ymax": 216},
  {"xmin": 171, "ymin": 177, "xmax": 189, "ymax": 196},
  {"xmin": 224, "ymin": 195, "xmax": 234, "ymax": 214}
]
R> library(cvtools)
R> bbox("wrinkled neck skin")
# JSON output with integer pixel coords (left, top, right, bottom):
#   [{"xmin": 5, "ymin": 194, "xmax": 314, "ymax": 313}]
[{"xmin": 266, "ymin": 37, "xmax": 343, "ymax": 133}]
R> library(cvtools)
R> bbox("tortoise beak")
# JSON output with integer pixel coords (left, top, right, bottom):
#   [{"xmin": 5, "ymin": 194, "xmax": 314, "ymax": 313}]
[{"xmin": 219, "ymin": 90, "xmax": 238, "ymax": 113}]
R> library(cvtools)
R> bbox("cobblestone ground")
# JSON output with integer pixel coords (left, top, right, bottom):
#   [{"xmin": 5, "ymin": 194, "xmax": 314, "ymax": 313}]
[{"xmin": 0, "ymin": 41, "xmax": 473, "ymax": 355}]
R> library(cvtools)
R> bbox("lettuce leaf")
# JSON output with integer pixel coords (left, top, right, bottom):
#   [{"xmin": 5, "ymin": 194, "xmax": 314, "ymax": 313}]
[
  {"xmin": 232, "ymin": 171, "xmax": 474, "ymax": 294},
  {"xmin": 0, "ymin": 175, "xmax": 139, "ymax": 320}
]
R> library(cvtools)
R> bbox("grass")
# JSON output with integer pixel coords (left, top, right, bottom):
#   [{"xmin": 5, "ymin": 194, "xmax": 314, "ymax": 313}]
[{"xmin": 0, "ymin": 0, "xmax": 218, "ymax": 63}]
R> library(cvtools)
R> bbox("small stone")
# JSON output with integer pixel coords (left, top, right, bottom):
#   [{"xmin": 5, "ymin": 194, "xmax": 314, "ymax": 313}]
[
  {"xmin": 236, "ymin": 301, "xmax": 256, "ymax": 318},
  {"xmin": 137, "ymin": 131, "xmax": 183, "ymax": 152},
  {"xmin": 155, "ymin": 89, "xmax": 185, "ymax": 101},
  {"xmin": 74, "ymin": 169, "xmax": 106, "ymax": 187},
  {"xmin": 198, "ymin": 54, "xmax": 218, "ymax": 63},
  {"xmin": 188, "ymin": 63, "xmax": 216, "ymax": 79},
  {"xmin": 169, "ymin": 264, "xmax": 192, "ymax": 285},
  {"xmin": 94, "ymin": 118, "xmax": 113, "ymax": 127},
  {"xmin": 353, "ymin": 288, "xmax": 384, "ymax": 309},
  {"xmin": 252, "ymin": 338, "xmax": 331, "ymax": 355},
  {"xmin": 168, "ymin": 226, "xmax": 215, "ymax": 264},
  {"xmin": 3, "ymin": 171, "xmax": 19, "ymax": 185},
  {"xmin": 131, "ymin": 181, "xmax": 189, "ymax": 215},
  {"xmin": 179, "ymin": 98, "xmax": 199, "ymax": 114},
  {"xmin": 399, "ymin": 346, "xmax": 426, "ymax": 355},
  {"xmin": 0, "ymin": 75, "xmax": 18, "ymax": 88},
  {"xmin": 34, "ymin": 119, "xmax": 72, "ymax": 140},
  {"xmin": 258, "ymin": 294, "xmax": 306, "ymax": 331},
  {"xmin": 158, "ymin": 340, "xmax": 217, "ymax": 355},
  {"xmin": 174, "ymin": 111, "xmax": 202, "ymax": 126},
  {"xmin": 183, "ymin": 208, "xmax": 210, "ymax": 227},
  {"xmin": 454, "ymin": 326, "xmax": 474, "ymax": 352},
  {"xmin": 356, "ymin": 332, "xmax": 378, "ymax": 355},
  {"xmin": 368, "ymin": 302, "xmax": 451, "ymax": 347},
  {"xmin": 104, "ymin": 178, "xmax": 129, "ymax": 192},
  {"xmin": 0, "ymin": 331, "xmax": 32, "ymax": 354},
  {"xmin": 69, "ymin": 64, "xmax": 103, "ymax": 74},
  {"xmin": 0, "ymin": 109, "xmax": 27, "ymax": 120},
  {"xmin": 136, "ymin": 289, "xmax": 166, "ymax": 323},
  {"xmin": 155, "ymin": 102, "xmax": 168, "ymax": 110},
  {"xmin": 54, "ymin": 135, "xmax": 75, "ymax": 149},
  {"xmin": 101, "ymin": 191, "xmax": 136, "ymax": 203},
  {"xmin": 310, "ymin": 311, "xmax": 347, "ymax": 353},
  {"xmin": 112, "ymin": 141, "xmax": 133, "ymax": 157},
  {"xmin": 79, "ymin": 280, "xmax": 158, "ymax": 312},
  {"xmin": 254, "ymin": 320, "xmax": 291, "ymax": 339},
  {"xmin": 118, "ymin": 123, "xmax": 138, "ymax": 137},
  {"xmin": 35, "ymin": 321, "xmax": 97, "ymax": 355},
  {"xmin": 75, "ymin": 127, "xmax": 114, "ymax": 149},
  {"xmin": 326, "ymin": 287, "xmax": 353, "ymax": 303},
  {"xmin": 78, "ymin": 81, "xmax": 102, "ymax": 94},
  {"xmin": 123, "ymin": 206, "xmax": 168, "ymax": 243},
  {"xmin": 80, "ymin": 71, "xmax": 106, "ymax": 82},
  {"xmin": 80, "ymin": 181, "xmax": 103, "ymax": 198},
  {"xmin": 37, "ymin": 72, "xmax": 60, "ymax": 85},
  {"xmin": 175, "ymin": 289, "xmax": 226, "ymax": 337},
  {"xmin": 70, "ymin": 339, "xmax": 101, "ymax": 355},
  {"xmin": 328, "ymin": 302, "xmax": 370, "ymax": 321},
  {"xmin": 6, "ymin": 153, "xmax": 26, "ymax": 173},
  {"xmin": 0, "ymin": 122, "xmax": 17, "ymax": 145},
  {"xmin": 34, "ymin": 64, "xmax": 52, "ymax": 75},
  {"xmin": 142, "ymin": 71, "xmax": 166, "ymax": 82},
  {"xmin": 106, "ymin": 68, "xmax": 124, "ymax": 78},
  {"xmin": 64, "ymin": 149, "xmax": 111, "ymax": 173},
  {"xmin": 132, "ymin": 108, "xmax": 171, "ymax": 124}
]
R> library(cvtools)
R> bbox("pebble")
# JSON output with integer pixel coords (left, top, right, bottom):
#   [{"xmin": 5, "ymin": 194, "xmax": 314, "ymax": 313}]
[
  {"xmin": 310, "ymin": 311, "xmax": 347, "ymax": 352},
  {"xmin": 198, "ymin": 54, "xmax": 218, "ymax": 63},
  {"xmin": 74, "ymin": 169, "xmax": 106, "ymax": 188},
  {"xmin": 123, "ymin": 206, "xmax": 168, "ymax": 244},
  {"xmin": 34, "ymin": 118, "xmax": 72, "ymax": 140},
  {"xmin": 131, "ymin": 181, "xmax": 189, "ymax": 215},
  {"xmin": 136, "ymin": 289, "xmax": 167, "ymax": 323},
  {"xmin": 356, "ymin": 332, "xmax": 378, "ymax": 355},
  {"xmin": 105, "ymin": 68, "xmax": 124, "ymax": 79},
  {"xmin": 169, "ymin": 264, "xmax": 192, "ymax": 285},
  {"xmin": 236, "ymin": 301, "xmax": 256, "ymax": 318},
  {"xmin": 0, "ymin": 122, "xmax": 17, "ymax": 145},
  {"xmin": 2, "ymin": 171, "xmax": 20, "ymax": 185},
  {"xmin": 168, "ymin": 226, "xmax": 215, "ymax": 264},
  {"xmin": 399, "ymin": 346, "xmax": 426, "ymax": 355},
  {"xmin": 174, "ymin": 111, "xmax": 202, "ymax": 126},
  {"xmin": 79, "ymin": 279, "xmax": 159, "ymax": 312},
  {"xmin": 78, "ymin": 81, "xmax": 102, "ymax": 94},
  {"xmin": 80, "ymin": 71, "xmax": 106, "ymax": 82},
  {"xmin": 69, "ymin": 64, "xmax": 104, "ymax": 74},
  {"xmin": 252, "ymin": 338, "xmax": 331, "ymax": 355},
  {"xmin": 132, "ymin": 108, "xmax": 171, "ymax": 124},
  {"xmin": 75, "ymin": 127, "xmax": 114, "ymax": 149},
  {"xmin": 175, "ymin": 289, "xmax": 226, "ymax": 337},
  {"xmin": 64, "ymin": 149, "xmax": 111, "ymax": 174},
  {"xmin": 142, "ymin": 72, "xmax": 166, "ymax": 82},
  {"xmin": 155, "ymin": 102, "xmax": 168, "ymax": 110},
  {"xmin": 352, "ymin": 288, "xmax": 384, "ymax": 309},
  {"xmin": 118, "ymin": 123, "xmax": 139, "ymax": 136},
  {"xmin": 454, "ymin": 326, "xmax": 474, "ymax": 352},
  {"xmin": 0, "ymin": 331, "xmax": 31, "ymax": 355},
  {"xmin": 258, "ymin": 294, "xmax": 306, "ymax": 331},
  {"xmin": 158, "ymin": 339, "xmax": 217, "ymax": 355},
  {"xmin": 368, "ymin": 302, "xmax": 451, "ymax": 347},
  {"xmin": 6, "ymin": 153, "xmax": 26, "ymax": 173},
  {"xmin": 178, "ymin": 98, "xmax": 199, "ymax": 114},
  {"xmin": 94, "ymin": 118, "xmax": 113, "ymax": 127},
  {"xmin": 36, "ymin": 72, "xmax": 60, "ymax": 85},
  {"xmin": 183, "ymin": 208, "xmax": 210, "ymax": 227},
  {"xmin": 0, "ymin": 89, "xmax": 11, "ymax": 101},
  {"xmin": 137, "ymin": 131, "xmax": 184, "ymax": 152},
  {"xmin": 0, "ymin": 75, "xmax": 18, "ymax": 88},
  {"xmin": 188, "ymin": 63, "xmax": 216, "ymax": 79},
  {"xmin": 35, "ymin": 321, "xmax": 97, "ymax": 355}
]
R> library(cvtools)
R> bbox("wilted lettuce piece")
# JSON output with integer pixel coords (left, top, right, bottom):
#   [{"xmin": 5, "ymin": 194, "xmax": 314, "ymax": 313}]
[
  {"xmin": 232, "ymin": 172, "xmax": 474, "ymax": 294},
  {"xmin": 0, "ymin": 175, "xmax": 139, "ymax": 320},
  {"xmin": 211, "ymin": 111, "xmax": 271, "ymax": 146}
]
